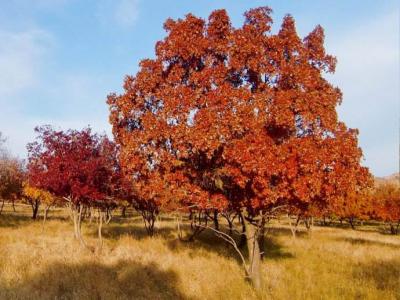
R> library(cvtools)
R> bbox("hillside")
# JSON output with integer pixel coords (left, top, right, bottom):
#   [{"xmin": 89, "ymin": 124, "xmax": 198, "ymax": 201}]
[{"xmin": 375, "ymin": 172, "xmax": 400, "ymax": 186}]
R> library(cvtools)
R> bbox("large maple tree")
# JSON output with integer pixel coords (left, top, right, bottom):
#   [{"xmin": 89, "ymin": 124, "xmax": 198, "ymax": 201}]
[{"xmin": 108, "ymin": 7, "xmax": 370, "ymax": 288}]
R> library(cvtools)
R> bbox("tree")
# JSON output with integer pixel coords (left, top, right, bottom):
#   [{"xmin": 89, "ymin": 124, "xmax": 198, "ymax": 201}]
[
  {"xmin": 372, "ymin": 183, "xmax": 400, "ymax": 234},
  {"xmin": 107, "ymin": 7, "xmax": 370, "ymax": 289},
  {"xmin": 0, "ymin": 156, "xmax": 24, "ymax": 214},
  {"xmin": 22, "ymin": 183, "xmax": 54, "ymax": 220},
  {"xmin": 331, "ymin": 190, "xmax": 373, "ymax": 229},
  {"xmin": 27, "ymin": 126, "xmax": 120, "ymax": 247}
]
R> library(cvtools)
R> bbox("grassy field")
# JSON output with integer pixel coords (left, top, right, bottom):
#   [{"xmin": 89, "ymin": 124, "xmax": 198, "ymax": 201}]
[{"xmin": 0, "ymin": 203, "xmax": 399, "ymax": 300}]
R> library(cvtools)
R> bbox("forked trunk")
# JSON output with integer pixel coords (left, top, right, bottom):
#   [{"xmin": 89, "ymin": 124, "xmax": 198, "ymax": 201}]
[
  {"xmin": 288, "ymin": 215, "xmax": 298, "ymax": 238},
  {"xmin": 241, "ymin": 212, "xmax": 262, "ymax": 291},
  {"xmin": 76, "ymin": 205, "xmax": 87, "ymax": 247},
  {"xmin": 70, "ymin": 204, "xmax": 87, "ymax": 247}
]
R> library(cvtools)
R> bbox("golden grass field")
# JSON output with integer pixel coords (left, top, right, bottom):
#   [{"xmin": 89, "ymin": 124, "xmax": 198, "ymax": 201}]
[{"xmin": 0, "ymin": 203, "xmax": 399, "ymax": 300}]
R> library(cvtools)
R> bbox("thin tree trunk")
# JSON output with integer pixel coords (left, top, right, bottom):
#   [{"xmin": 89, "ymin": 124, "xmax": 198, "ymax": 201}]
[
  {"xmin": 349, "ymin": 217, "xmax": 355, "ymax": 230},
  {"xmin": 213, "ymin": 210, "xmax": 219, "ymax": 231},
  {"xmin": 41, "ymin": 205, "xmax": 50, "ymax": 232},
  {"xmin": 12, "ymin": 200, "xmax": 16, "ymax": 212},
  {"xmin": 98, "ymin": 209, "xmax": 103, "ymax": 251},
  {"xmin": 241, "ymin": 211, "xmax": 262, "ymax": 291},
  {"xmin": 72, "ymin": 206, "xmax": 79, "ymax": 239},
  {"xmin": 238, "ymin": 214, "xmax": 247, "ymax": 248},
  {"xmin": 258, "ymin": 215, "xmax": 266, "ymax": 260},
  {"xmin": 76, "ymin": 205, "xmax": 87, "ymax": 247},
  {"xmin": 308, "ymin": 216, "xmax": 314, "ymax": 235},
  {"xmin": 288, "ymin": 215, "xmax": 297, "ymax": 238},
  {"xmin": 32, "ymin": 200, "xmax": 40, "ymax": 220},
  {"xmin": 0, "ymin": 198, "xmax": 5, "ymax": 215}
]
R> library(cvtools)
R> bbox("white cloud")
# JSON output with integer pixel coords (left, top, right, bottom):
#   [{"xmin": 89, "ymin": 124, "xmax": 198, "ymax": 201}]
[
  {"xmin": 96, "ymin": 0, "xmax": 140, "ymax": 28},
  {"xmin": 114, "ymin": 0, "xmax": 140, "ymax": 27},
  {"xmin": 326, "ymin": 11, "xmax": 399, "ymax": 176},
  {"xmin": 0, "ymin": 29, "xmax": 52, "ymax": 97},
  {"xmin": 0, "ymin": 27, "xmax": 54, "ymax": 158}
]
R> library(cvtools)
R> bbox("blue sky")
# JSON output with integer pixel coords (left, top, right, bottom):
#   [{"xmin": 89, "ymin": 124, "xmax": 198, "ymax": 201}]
[{"xmin": 0, "ymin": 0, "xmax": 398, "ymax": 176}]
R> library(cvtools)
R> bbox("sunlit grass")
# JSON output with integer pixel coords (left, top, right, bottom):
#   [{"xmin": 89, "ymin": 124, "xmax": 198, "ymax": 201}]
[{"xmin": 0, "ymin": 203, "xmax": 399, "ymax": 299}]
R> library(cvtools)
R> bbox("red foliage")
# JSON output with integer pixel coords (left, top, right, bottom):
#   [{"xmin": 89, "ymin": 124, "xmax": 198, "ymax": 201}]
[{"xmin": 27, "ymin": 126, "xmax": 120, "ymax": 208}]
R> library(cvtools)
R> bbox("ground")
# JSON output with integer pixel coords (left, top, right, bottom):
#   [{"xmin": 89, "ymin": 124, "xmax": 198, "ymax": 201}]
[{"xmin": 0, "ymin": 203, "xmax": 399, "ymax": 300}]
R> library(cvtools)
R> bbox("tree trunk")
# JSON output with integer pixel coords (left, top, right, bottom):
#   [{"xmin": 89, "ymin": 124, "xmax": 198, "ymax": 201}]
[
  {"xmin": 11, "ymin": 200, "xmax": 16, "ymax": 212},
  {"xmin": 238, "ymin": 214, "xmax": 247, "ymax": 248},
  {"xmin": 121, "ymin": 206, "xmax": 127, "ymax": 218},
  {"xmin": 98, "ymin": 209, "xmax": 104, "ymax": 251},
  {"xmin": 0, "ymin": 199, "xmax": 4, "ymax": 215},
  {"xmin": 31, "ymin": 200, "xmax": 40, "ymax": 220},
  {"xmin": 142, "ymin": 210, "xmax": 156, "ymax": 236},
  {"xmin": 71, "ymin": 206, "xmax": 79, "ymax": 239},
  {"xmin": 77, "ymin": 205, "xmax": 86, "ymax": 246},
  {"xmin": 227, "ymin": 218, "xmax": 233, "ymax": 235},
  {"xmin": 288, "ymin": 215, "xmax": 297, "ymax": 238},
  {"xmin": 241, "ymin": 211, "xmax": 262, "ymax": 291},
  {"xmin": 258, "ymin": 215, "xmax": 266, "ymax": 260},
  {"xmin": 349, "ymin": 217, "xmax": 355, "ymax": 230},
  {"xmin": 42, "ymin": 205, "xmax": 50, "ymax": 232},
  {"xmin": 213, "ymin": 210, "xmax": 219, "ymax": 231},
  {"xmin": 389, "ymin": 223, "xmax": 399, "ymax": 235},
  {"xmin": 71, "ymin": 204, "xmax": 86, "ymax": 248}
]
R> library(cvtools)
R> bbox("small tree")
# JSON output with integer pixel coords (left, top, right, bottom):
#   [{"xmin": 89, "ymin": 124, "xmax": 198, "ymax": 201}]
[
  {"xmin": 27, "ymin": 126, "xmax": 121, "ymax": 247},
  {"xmin": 22, "ymin": 183, "xmax": 54, "ymax": 220},
  {"xmin": 372, "ymin": 183, "xmax": 400, "ymax": 234},
  {"xmin": 0, "ymin": 156, "xmax": 24, "ymax": 214}
]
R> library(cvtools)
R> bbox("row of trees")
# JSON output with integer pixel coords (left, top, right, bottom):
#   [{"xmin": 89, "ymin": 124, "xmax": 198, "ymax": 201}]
[{"xmin": 0, "ymin": 7, "xmax": 398, "ymax": 290}]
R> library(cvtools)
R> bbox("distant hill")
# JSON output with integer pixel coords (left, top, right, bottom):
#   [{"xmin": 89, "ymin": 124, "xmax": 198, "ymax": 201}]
[{"xmin": 374, "ymin": 172, "xmax": 399, "ymax": 186}]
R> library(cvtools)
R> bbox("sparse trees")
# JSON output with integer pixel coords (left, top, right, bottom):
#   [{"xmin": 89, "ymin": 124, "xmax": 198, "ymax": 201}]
[{"xmin": 107, "ymin": 7, "xmax": 370, "ymax": 289}]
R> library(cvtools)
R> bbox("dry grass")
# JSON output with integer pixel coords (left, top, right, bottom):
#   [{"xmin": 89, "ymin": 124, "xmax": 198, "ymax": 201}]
[{"xmin": 0, "ymin": 203, "xmax": 399, "ymax": 300}]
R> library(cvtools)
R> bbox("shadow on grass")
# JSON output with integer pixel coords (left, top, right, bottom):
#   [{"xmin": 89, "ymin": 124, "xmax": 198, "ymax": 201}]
[
  {"xmin": 165, "ymin": 224, "xmax": 294, "ymax": 265},
  {"xmin": 86, "ymin": 216, "xmax": 176, "ymax": 241},
  {"xmin": 335, "ymin": 237, "xmax": 400, "ymax": 249},
  {"xmin": 0, "ymin": 260, "xmax": 188, "ymax": 300},
  {"xmin": 353, "ymin": 259, "xmax": 400, "ymax": 292},
  {"xmin": 0, "ymin": 214, "xmax": 39, "ymax": 229},
  {"xmin": 0, "ymin": 213, "xmax": 69, "ymax": 229}
]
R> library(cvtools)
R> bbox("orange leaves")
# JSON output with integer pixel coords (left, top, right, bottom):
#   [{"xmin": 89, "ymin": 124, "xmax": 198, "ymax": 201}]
[
  {"xmin": 23, "ymin": 183, "xmax": 54, "ymax": 206},
  {"xmin": 108, "ymin": 6, "xmax": 370, "ymax": 216}
]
